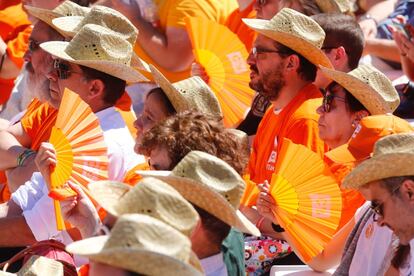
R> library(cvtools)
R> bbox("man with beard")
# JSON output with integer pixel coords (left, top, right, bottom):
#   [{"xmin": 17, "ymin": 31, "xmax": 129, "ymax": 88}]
[{"xmin": 240, "ymin": 8, "xmax": 331, "ymax": 260}]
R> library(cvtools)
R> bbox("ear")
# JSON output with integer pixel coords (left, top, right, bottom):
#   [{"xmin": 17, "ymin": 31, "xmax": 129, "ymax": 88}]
[
  {"xmin": 87, "ymin": 79, "xmax": 106, "ymax": 101},
  {"xmin": 328, "ymin": 46, "xmax": 349, "ymax": 71},
  {"xmin": 353, "ymin": 110, "xmax": 370, "ymax": 123},
  {"xmin": 285, "ymin": 54, "xmax": 300, "ymax": 72},
  {"xmin": 401, "ymin": 179, "xmax": 414, "ymax": 203}
]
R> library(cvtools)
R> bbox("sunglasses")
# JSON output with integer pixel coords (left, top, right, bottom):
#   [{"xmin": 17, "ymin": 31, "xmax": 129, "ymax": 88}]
[
  {"xmin": 28, "ymin": 39, "xmax": 41, "ymax": 52},
  {"xmin": 370, "ymin": 185, "xmax": 401, "ymax": 222},
  {"xmin": 252, "ymin": 47, "xmax": 282, "ymax": 58},
  {"xmin": 53, "ymin": 59, "xmax": 83, "ymax": 80},
  {"xmin": 322, "ymin": 92, "xmax": 346, "ymax": 113}
]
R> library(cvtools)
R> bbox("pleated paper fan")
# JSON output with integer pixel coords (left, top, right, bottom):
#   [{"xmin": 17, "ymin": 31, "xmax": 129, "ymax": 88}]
[
  {"xmin": 185, "ymin": 17, "xmax": 254, "ymax": 127},
  {"xmin": 49, "ymin": 88, "xmax": 109, "ymax": 230},
  {"xmin": 269, "ymin": 138, "xmax": 342, "ymax": 262}
]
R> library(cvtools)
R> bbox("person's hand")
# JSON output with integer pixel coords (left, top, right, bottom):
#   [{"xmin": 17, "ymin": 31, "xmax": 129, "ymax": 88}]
[
  {"xmin": 191, "ymin": 62, "xmax": 210, "ymax": 84},
  {"xmin": 390, "ymin": 17, "xmax": 414, "ymax": 62},
  {"xmin": 60, "ymin": 183, "xmax": 101, "ymax": 239},
  {"xmin": 358, "ymin": 17, "xmax": 378, "ymax": 40},
  {"xmin": 34, "ymin": 142, "xmax": 56, "ymax": 190},
  {"xmin": 256, "ymin": 180, "xmax": 277, "ymax": 223}
]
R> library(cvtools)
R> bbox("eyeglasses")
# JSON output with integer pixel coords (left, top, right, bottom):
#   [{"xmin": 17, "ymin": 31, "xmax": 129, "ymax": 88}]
[
  {"xmin": 371, "ymin": 185, "xmax": 401, "ymax": 222},
  {"xmin": 53, "ymin": 59, "xmax": 83, "ymax": 80},
  {"xmin": 256, "ymin": 0, "xmax": 266, "ymax": 6},
  {"xmin": 28, "ymin": 39, "xmax": 41, "ymax": 52},
  {"xmin": 252, "ymin": 47, "xmax": 282, "ymax": 58},
  {"xmin": 322, "ymin": 92, "xmax": 346, "ymax": 113}
]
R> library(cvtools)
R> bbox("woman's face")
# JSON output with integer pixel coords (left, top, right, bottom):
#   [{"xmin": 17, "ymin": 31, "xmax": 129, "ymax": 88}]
[
  {"xmin": 317, "ymin": 84, "xmax": 357, "ymax": 149},
  {"xmin": 134, "ymin": 92, "xmax": 173, "ymax": 147}
]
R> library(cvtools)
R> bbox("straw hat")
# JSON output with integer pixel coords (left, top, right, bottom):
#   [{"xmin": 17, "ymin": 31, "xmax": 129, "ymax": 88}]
[
  {"xmin": 138, "ymin": 151, "xmax": 261, "ymax": 236},
  {"xmin": 242, "ymin": 8, "xmax": 333, "ymax": 68},
  {"xmin": 150, "ymin": 65, "xmax": 223, "ymax": 117},
  {"xmin": 66, "ymin": 214, "xmax": 203, "ymax": 276},
  {"xmin": 342, "ymin": 133, "xmax": 414, "ymax": 189},
  {"xmin": 0, "ymin": 255, "xmax": 64, "ymax": 276},
  {"xmin": 88, "ymin": 177, "xmax": 199, "ymax": 236},
  {"xmin": 315, "ymin": 0, "xmax": 351, "ymax": 14},
  {"xmin": 40, "ymin": 24, "xmax": 147, "ymax": 83},
  {"xmin": 326, "ymin": 115, "xmax": 413, "ymax": 164},
  {"xmin": 51, "ymin": 5, "xmax": 149, "ymax": 72},
  {"xmin": 24, "ymin": 1, "xmax": 90, "ymax": 26},
  {"xmin": 320, "ymin": 64, "xmax": 400, "ymax": 115}
]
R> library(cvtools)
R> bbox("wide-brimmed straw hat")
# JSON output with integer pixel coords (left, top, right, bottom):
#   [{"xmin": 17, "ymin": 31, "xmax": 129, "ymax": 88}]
[
  {"xmin": 24, "ymin": 1, "xmax": 90, "ymax": 26},
  {"xmin": 150, "ymin": 65, "xmax": 223, "ymax": 117},
  {"xmin": 40, "ymin": 24, "xmax": 147, "ymax": 83},
  {"xmin": 342, "ymin": 133, "xmax": 414, "ymax": 189},
  {"xmin": 326, "ymin": 115, "xmax": 413, "ymax": 164},
  {"xmin": 320, "ymin": 64, "xmax": 400, "ymax": 115},
  {"xmin": 66, "ymin": 214, "xmax": 203, "ymax": 276},
  {"xmin": 0, "ymin": 255, "xmax": 64, "ymax": 276},
  {"xmin": 138, "ymin": 151, "xmax": 260, "ymax": 236},
  {"xmin": 88, "ymin": 177, "xmax": 199, "ymax": 236},
  {"xmin": 51, "ymin": 5, "xmax": 149, "ymax": 72},
  {"xmin": 242, "ymin": 8, "xmax": 333, "ymax": 68},
  {"xmin": 315, "ymin": 0, "xmax": 351, "ymax": 13}
]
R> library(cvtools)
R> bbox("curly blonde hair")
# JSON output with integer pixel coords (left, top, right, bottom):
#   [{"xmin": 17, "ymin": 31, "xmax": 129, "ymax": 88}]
[{"xmin": 138, "ymin": 111, "xmax": 249, "ymax": 175}]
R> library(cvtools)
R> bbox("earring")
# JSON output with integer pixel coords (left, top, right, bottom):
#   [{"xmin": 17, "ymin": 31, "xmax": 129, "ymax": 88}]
[{"xmin": 351, "ymin": 120, "xmax": 357, "ymax": 128}]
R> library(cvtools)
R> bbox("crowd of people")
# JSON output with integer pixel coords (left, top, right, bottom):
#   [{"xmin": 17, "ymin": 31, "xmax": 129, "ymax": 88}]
[{"xmin": 0, "ymin": 0, "xmax": 414, "ymax": 275}]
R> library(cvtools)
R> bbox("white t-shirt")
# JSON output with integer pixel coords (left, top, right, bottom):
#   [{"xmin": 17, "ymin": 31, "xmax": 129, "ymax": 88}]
[
  {"xmin": 201, "ymin": 252, "xmax": 228, "ymax": 276},
  {"xmin": 349, "ymin": 201, "xmax": 394, "ymax": 276},
  {"xmin": 11, "ymin": 107, "xmax": 144, "ymax": 246}
]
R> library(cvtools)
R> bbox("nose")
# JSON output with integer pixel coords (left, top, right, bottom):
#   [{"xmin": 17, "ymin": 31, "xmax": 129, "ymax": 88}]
[
  {"xmin": 134, "ymin": 115, "xmax": 143, "ymax": 131},
  {"xmin": 23, "ymin": 50, "xmax": 32, "ymax": 62},
  {"xmin": 46, "ymin": 66, "xmax": 58, "ymax": 82},
  {"xmin": 253, "ymin": 0, "xmax": 260, "ymax": 11},
  {"xmin": 247, "ymin": 51, "xmax": 255, "ymax": 66},
  {"xmin": 316, "ymin": 105, "xmax": 324, "ymax": 115}
]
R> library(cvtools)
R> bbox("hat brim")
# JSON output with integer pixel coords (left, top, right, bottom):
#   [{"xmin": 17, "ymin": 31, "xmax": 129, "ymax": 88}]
[
  {"xmin": 88, "ymin": 181, "xmax": 131, "ymax": 216},
  {"xmin": 149, "ymin": 65, "xmax": 187, "ymax": 112},
  {"xmin": 66, "ymin": 236, "xmax": 202, "ymax": 276},
  {"xmin": 24, "ymin": 5, "xmax": 61, "ymax": 26},
  {"xmin": 315, "ymin": 0, "xmax": 349, "ymax": 13},
  {"xmin": 342, "ymin": 153, "xmax": 414, "ymax": 189},
  {"xmin": 137, "ymin": 170, "xmax": 260, "ymax": 236},
  {"xmin": 319, "ymin": 66, "xmax": 392, "ymax": 115},
  {"xmin": 40, "ymin": 41, "xmax": 148, "ymax": 83},
  {"xmin": 242, "ymin": 18, "xmax": 333, "ymax": 69},
  {"xmin": 325, "ymin": 143, "xmax": 368, "ymax": 164}
]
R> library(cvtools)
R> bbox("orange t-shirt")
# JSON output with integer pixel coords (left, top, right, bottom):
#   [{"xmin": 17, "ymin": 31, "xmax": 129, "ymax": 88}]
[
  {"xmin": 225, "ymin": 1, "xmax": 256, "ymax": 51},
  {"xmin": 134, "ymin": 0, "xmax": 238, "ymax": 82},
  {"xmin": 243, "ymin": 84, "xmax": 327, "ymax": 206}
]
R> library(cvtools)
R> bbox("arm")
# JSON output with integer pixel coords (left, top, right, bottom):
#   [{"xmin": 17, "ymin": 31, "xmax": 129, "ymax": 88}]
[
  {"xmin": 364, "ymin": 38, "xmax": 402, "ymax": 62},
  {"xmin": 392, "ymin": 24, "xmax": 414, "ymax": 80},
  {"xmin": 0, "ymin": 122, "xmax": 33, "ymax": 170},
  {"xmin": 110, "ymin": 1, "xmax": 193, "ymax": 72},
  {"xmin": 0, "ymin": 216, "xmax": 36, "ymax": 246}
]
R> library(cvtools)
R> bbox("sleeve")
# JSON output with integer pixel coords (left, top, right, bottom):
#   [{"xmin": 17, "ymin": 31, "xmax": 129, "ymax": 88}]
[
  {"xmin": 11, "ymin": 172, "xmax": 46, "ymax": 211},
  {"xmin": 6, "ymin": 25, "xmax": 31, "ymax": 68},
  {"xmin": 20, "ymin": 103, "xmax": 47, "ymax": 143},
  {"xmin": 285, "ymin": 118, "xmax": 326, "ymax": 159}
]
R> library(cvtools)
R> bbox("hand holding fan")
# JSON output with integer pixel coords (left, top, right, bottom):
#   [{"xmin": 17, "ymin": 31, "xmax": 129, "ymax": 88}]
[
  {"xmin": 269, "ymin": 138, "xmax": 342, "ymax": 262},
  {"xmin": 49, "ymin": 88, "xmax": 109, "ymax": 230},
  {"xmin": 185, "ymin": 17, "xmax": 255, "ymax": 127}
]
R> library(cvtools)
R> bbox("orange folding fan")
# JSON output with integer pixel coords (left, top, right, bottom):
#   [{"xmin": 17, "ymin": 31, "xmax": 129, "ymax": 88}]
[
  {"xmin": 49, "ymin": 88, "xmax": 109, "ymax": 230},
  {"xmin": 185, "ymin": 17, "xmax": 255, "ymax": 127},
  {"xmin": 269, "ymin": 138, "xmax": 342, "ymax": 262}
]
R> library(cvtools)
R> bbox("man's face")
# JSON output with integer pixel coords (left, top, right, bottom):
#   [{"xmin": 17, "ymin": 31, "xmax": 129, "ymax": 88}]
[
  {"xmin": 24, "ymin": 21, "xmax": 63, "ymax": 103},
  {"xmin": 368, "ymin": 180, "xmax": 414, "ymax": 245},
  {"xmin": 248, "ymin": 35, "xmax": 287, "ymax": 101},
  {"xmin": 46, "ymin": 58, "xmax": 90, "ymax": 109}
]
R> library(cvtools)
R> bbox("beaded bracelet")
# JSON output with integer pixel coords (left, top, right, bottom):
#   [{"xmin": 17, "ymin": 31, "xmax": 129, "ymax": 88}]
[{"xmin": 17, "ymin": 149, "xmax": 36, "ymax": 167}]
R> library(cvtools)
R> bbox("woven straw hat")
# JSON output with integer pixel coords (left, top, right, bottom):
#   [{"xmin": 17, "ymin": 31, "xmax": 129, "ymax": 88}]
[
  {"xmin": 24, "ymin": 1, "xmax": 90, "ymax": 26},
  {"xmin": 326, "ymin": 115, "xmax": 413, "ymax": 164},
  {"xmin": 88, "ymin": 177, "xmax": 199, "ymax": 236},
  {"xmin": 150, "ymin": 65, "xmax": 223, "ymax": 117},
  {"xmin": 51, "ymin": 5, "xmax": 149, "ymax": 72},
  {"xmin": 320, "ymin": 64, "xmax": 400, "ymax": 115},
  {"xmin": 0, "ymin": 255, "xmax": 64, "ymax": 276},
  {"xmin": 342, "ymin": 133, "xmax": 414, "ymax": 189},
  {"xmin": 315, "ymin": 0, "xmax": 351, "ymax": 13},
  {"xmin": 138, "ymin": 151, "xmax": 260, "ymax": 236},
  {"xmin": 40, "ymin": 24, "xmax": 147, "ymax": 83},
  {"xmin": 66, "ymin": 214, "xmax": 203, "ymax": 276},
  {"xmin": 242, "ymin": 8, "xmax": 333, "ymax": 68}
]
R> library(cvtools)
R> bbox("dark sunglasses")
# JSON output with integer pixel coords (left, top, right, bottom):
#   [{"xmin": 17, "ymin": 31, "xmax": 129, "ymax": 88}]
[
  {"xmin": 370, "ymin": 185, "xmax": 401, "ymax": 222},
  {"xmin": 53, "ymin": 59, "xmax": 82, "ymax": 80},
  {"xmin": 322, "ymin": 93, "xmax": 346, "ymax": 113}
]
